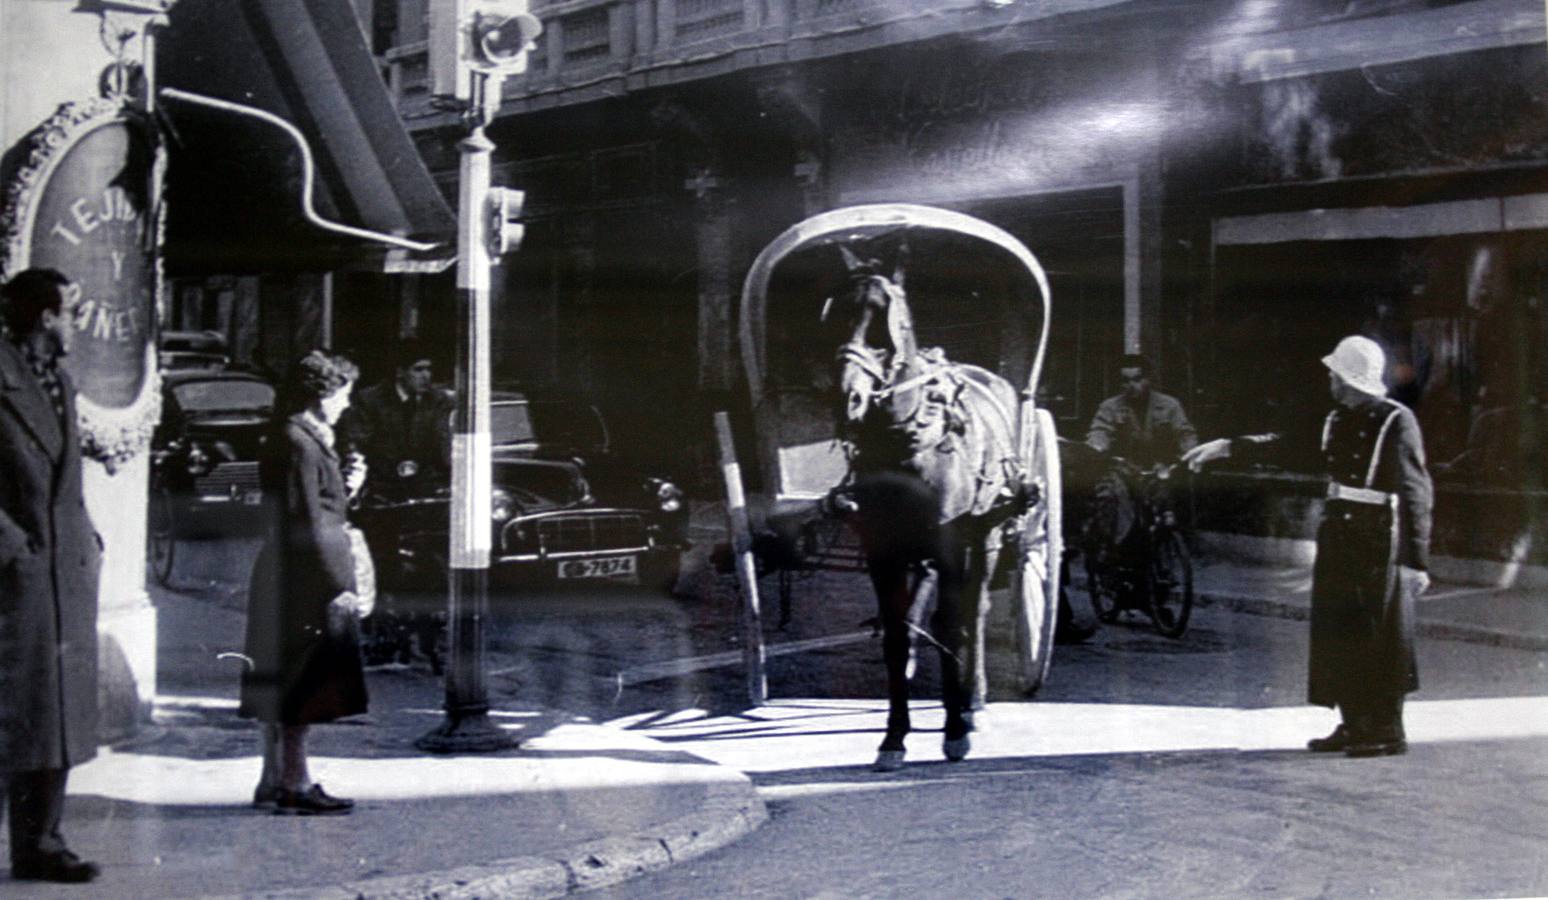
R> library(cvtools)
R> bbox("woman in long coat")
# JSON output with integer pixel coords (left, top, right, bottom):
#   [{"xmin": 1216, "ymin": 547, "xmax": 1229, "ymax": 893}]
[{"xmin": 239, "ymin": 350, "xmax": 366, "ymax": 815}]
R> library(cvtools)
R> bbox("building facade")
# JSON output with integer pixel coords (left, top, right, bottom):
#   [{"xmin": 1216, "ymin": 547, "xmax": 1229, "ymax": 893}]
[{"xmin": 378, "ymin": 0, "xmax": 1547, "ymax": 575}]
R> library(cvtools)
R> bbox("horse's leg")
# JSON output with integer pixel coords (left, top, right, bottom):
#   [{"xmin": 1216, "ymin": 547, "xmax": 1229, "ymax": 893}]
[
  {"xmin": 933, "ymin": 538, "xmax": 975, "ymax": 762},
  {"xmin": 870, "ymin": 559, "xmax": 913, "ymax": 772},
  {"xmin": 967, "ymin": 527, "xmax": 1001, "ymax": 714},
  {"xmin": 905, "ymin": 563, "xmax": 936, "ymax": 681}
]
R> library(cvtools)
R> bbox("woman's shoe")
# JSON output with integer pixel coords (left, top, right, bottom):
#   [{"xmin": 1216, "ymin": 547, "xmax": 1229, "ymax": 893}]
[
  {"xmin": 252, "ymin": 784, "xmax": 281, "ymax": 809},
  {"xmin": 274, "ymin": 784, "xmax": 355, "ymax": 816}
]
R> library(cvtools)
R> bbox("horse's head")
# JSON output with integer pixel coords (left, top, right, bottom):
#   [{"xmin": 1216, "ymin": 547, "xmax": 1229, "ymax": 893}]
[{"xmin": 824, "ymin": 247, "xmax": 919, "ymax": 428}]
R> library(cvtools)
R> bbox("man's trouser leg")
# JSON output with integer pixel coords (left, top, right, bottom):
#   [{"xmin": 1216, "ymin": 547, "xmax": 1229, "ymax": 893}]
[
  {"xmin": 7, "ymin": 768, "xmax": 69, "ymax": 864},
  {"xmin": 1087, "ymin": 470, "xmax": 1135, "ymax": 558}
]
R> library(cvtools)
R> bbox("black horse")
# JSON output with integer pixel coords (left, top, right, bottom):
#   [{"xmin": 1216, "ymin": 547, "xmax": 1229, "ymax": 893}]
[{"xmin": 824, "ymin": 248, "xmax": 1028, "ymax": 771}]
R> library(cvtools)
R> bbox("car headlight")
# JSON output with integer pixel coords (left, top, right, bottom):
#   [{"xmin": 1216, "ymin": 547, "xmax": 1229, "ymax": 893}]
[
  {"xmin": 654, "ymin": 480, "xmax": 684, "ymax": 513},
  {"xmin": 491, "ymin": 488, "xmax": 516, "ymax": 524},
  {"xmin": 186, "ymin": 445, "xmax": 213, "ymax": 476}
]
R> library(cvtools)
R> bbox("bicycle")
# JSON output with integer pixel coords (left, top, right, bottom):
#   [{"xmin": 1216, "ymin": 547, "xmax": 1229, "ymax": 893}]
[{"xmin": 1080, "ymin": 458, "xmax": 1194, "ymax": 638}]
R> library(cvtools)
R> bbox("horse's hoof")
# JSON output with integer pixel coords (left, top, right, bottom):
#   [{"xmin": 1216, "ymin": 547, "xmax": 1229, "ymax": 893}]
[
  {"xmin": 873, "ymin": 749, "xmax": 906, "ymax": 772},
  {"xmin": 943, "ymin": 735, "xmax": 971, "ymax": 762}
]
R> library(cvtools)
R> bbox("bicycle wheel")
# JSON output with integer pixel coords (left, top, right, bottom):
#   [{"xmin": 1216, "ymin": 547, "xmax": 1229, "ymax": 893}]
[
  {"xmin": 1083, "ymin": 548, "xmax": 1121, "ymax": 624},
  {"xmin": 1147, "ymin": 530, "xmax": 1193, "ymax": 638}
]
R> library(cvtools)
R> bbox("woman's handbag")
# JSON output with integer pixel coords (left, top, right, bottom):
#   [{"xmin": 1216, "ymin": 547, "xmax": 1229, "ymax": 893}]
[{"xmin": 341, "ymin": 525, "xmax": 376, "ymax": 619}]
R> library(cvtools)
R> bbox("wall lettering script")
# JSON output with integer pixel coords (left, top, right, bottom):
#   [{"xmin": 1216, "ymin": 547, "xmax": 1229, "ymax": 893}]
[
  {"xmin": 3, "ymin": 100, "xmax": 162, "ymax": 471},
  {"xmin": 29, "ymin": 126, "xmax": 154, "ymax": 407}
]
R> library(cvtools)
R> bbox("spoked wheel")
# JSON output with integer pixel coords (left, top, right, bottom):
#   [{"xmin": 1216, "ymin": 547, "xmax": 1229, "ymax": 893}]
[
  {"xmin": 148, "ymin": 488, "xmax": 176, "ymax": 586},
  {"xmin": 1011, "ymin": 408, "xmax": 1062, "ymax": 696},
  {"xmin": 1147, "ymin": 530, "xmax": 1194, "ymax": 638}
]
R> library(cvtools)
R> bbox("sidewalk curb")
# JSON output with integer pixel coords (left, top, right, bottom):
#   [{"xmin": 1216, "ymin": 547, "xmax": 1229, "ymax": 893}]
[
  {"xmin": 1196, "ymin": 590, "xmax": 1548, "ymax": 652},
  {"xmin": 219, "ymin": 780, "xmax": 767, "ymax": 900}
]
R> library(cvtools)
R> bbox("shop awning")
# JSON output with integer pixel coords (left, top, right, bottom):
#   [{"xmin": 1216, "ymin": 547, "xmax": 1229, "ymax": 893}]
[{"xmin": 156, "ymin": 0, "xmax": 456, "ymax": 274}]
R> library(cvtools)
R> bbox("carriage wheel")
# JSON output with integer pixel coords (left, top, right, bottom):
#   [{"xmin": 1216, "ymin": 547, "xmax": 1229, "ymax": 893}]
[
  {"xmin": 1011, "ymin": 408, "xmax": 1061, "ymax": 696},
  {"xmin": 1147, "ymin": 530, "xmax": 1194, "ymax": 639},
  {"xmin": 148, "ymin": 487, "xmax": 176, "ymax": 586}
]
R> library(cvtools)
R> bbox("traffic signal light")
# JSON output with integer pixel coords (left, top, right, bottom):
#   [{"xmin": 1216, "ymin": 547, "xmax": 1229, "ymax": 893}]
[
  {"xmin": 486, "ymin": 187, "xmax": 526, "ymax": 256},
  {"xmin": 467, "ymin": 0, "xmax": 542, "ymax": 74},
  {"xmin": 429, "ymin": 0, "xmax": 544, "ymax": 102}
]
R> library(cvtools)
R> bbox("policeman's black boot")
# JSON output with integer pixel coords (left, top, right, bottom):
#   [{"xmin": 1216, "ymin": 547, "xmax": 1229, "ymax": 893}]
[
  {"xmin": 1307, "ymin": 722, "xmax": 1352, "ymax": 753},
  {"xmin": 1346, "ymin": 697, "xmax": 1407, "ymax": 757}
]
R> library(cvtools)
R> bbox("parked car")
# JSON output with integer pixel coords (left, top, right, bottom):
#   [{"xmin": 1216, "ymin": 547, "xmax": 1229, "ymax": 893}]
[
  {"xmin": 147, "ymin": 368, "xmax": 276, "ymax": 584},
  {"xmin": 353, "ymin": 389, "xmax": 690, "ymax": 594},
  {"xmin": 158, "ymin": 329, "xmax": 232, "ymax": 372}
]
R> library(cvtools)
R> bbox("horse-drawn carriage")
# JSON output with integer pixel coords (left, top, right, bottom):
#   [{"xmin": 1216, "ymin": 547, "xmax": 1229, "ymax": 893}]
[{"xmin": 736, "ymin": 204, "xmax": 1063, "ymax": 770}]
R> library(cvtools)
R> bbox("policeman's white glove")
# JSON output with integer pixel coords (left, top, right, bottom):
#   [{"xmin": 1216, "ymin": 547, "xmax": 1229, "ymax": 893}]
[
  {"xmin": 1399, "ymin": 566, "xmax": 1430, "ymax": 596},
  {"xmin": 1182, "ymin": 438, "xmax": 1231, "ymax": 473}
]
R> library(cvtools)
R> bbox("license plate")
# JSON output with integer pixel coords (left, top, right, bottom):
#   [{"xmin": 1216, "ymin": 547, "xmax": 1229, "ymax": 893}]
[{"xmin": 557, "ymin": 555, "xmax": 637, "ymax": 580}]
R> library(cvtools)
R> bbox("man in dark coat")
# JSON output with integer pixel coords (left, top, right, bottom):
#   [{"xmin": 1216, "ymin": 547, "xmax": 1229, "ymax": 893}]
[
  {"xmin": 1185, "ymin": 335, "xmax": 1433, "ymax": 757},
  {"xmin": 0, "ymin": 269, "xmax": 102, "ymax": 882}
]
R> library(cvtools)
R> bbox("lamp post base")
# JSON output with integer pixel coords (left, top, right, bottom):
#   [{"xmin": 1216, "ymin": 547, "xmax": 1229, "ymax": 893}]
[{"xmin": 415, "ymin": 711, "xmax": 519, "ymax": 754}]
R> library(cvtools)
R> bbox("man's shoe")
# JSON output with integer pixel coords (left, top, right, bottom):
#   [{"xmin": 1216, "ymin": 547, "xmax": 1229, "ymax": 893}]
[
  {"xmin": 13, "ymin": 850, "xmax": 101, "ymax": 883},
  {"xmin": 1306, "ymin": 724, "xmax": 1352, "ymax": 753},
  {"xmin": 274, "ymin": 784, "xmax": 354, "ymax": 815},
  {"xmin": 1345, "ymin": 738, "xmax": 1407, "ymax": 758}
]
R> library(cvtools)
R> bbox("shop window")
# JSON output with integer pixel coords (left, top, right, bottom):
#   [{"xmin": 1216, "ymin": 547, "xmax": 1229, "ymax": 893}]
[{"xmin": 1210, "ymin": 235, "xmax": 1547, "ymax": 490}]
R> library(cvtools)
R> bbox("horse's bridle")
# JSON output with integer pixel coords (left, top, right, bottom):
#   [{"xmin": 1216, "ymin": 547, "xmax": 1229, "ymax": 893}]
[
  {"xmin": 834, "ymin": 273, "xmax": 936, "ymax": 427},
  {"xmin": 836, "ymin": 338, "xmax": 938, "ymax": 431}
]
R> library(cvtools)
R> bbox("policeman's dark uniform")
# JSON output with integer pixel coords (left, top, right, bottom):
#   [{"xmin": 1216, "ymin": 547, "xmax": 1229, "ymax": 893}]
[{"xmin": 1233, "ymin": 392, "xmax": 1433, "ymax": 746}]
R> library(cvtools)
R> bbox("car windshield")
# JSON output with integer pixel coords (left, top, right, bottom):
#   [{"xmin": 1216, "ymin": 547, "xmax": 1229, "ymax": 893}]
[
  {"xmin": 492, "ymin": 400, "xmax": 606, "ymax": 450},
  {"xmin": 496, "ymin": 461, "xmax": 588, "ymax": 506},
  {"xmin": 173, "ymin": 379, "xmax": 274, "ymax": 413}
]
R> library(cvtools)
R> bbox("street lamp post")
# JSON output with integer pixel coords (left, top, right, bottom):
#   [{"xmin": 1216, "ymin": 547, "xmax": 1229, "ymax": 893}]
[{"xmin": 416, "ymin": 0, "xmax": 540, "ymax": 754}]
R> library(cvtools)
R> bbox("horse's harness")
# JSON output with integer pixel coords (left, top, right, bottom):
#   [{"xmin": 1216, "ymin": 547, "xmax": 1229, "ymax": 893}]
[{"xmin": 837, "ymin": 332, "xmax": 1024, "ymax": 517}]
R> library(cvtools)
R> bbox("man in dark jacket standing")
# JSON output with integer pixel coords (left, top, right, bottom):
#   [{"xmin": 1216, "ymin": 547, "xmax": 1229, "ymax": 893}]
[
  {"xmin": 1185, "ymin": 335, "xmax": 1433, "ymax": 757},
  {"xmin": 0, "ymin": 269, "xmax": 102, "ymax": 882}
]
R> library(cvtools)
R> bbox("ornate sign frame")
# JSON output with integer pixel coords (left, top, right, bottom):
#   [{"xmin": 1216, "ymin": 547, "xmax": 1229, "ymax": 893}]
[{"xmin": 1, "ymin": 96, "xmax": 165, "ymax": 473}]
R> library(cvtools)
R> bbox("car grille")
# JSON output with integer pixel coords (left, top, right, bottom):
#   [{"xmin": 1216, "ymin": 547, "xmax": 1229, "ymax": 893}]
[
  {"xmin": 533, "ymin": 513, "xmax": 647, "ymax": 555},
  {"xmin": 194, "ymin": 461, "xmax": 260, "ymax": 498}
]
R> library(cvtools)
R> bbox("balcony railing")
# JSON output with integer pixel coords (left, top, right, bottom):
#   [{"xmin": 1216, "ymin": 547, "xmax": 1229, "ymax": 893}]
[{"xmin": 385, "ymin": 0, "xmax": 1014, "ymax": 121}]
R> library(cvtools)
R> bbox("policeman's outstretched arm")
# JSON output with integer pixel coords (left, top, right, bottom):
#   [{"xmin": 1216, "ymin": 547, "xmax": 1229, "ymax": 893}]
[{"xmin": 1182, "ymin": 438, "xmax": 1232, "ymax": 473}]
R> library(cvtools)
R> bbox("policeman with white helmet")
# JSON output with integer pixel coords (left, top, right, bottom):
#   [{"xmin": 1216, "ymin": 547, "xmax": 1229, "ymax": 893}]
[{"xmin": 1185, "ymin": 335, "xmax": 1434, "ymax": 757}]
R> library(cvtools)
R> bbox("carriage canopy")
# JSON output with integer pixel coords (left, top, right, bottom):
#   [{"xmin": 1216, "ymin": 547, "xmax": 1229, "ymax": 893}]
[{"xmin": 739, "ymin": 204, "xmax": 1052, "ymax": 499}]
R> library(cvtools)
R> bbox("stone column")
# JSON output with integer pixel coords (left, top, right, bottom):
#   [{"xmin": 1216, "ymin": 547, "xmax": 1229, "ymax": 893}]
[
  {"xmin": 87, "ymin": 455, "xmax": 156, "ymax": 741},
  {"xmin": 794, "ymin": 151, "xmax": 825, "ymax": 217},
  {"xmin": 686, "ymin": 169, "xmax": 734, "ymax": 392}
]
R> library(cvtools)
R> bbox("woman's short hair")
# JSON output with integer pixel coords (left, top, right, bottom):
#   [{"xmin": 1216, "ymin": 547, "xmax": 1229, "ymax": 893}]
[{"xmin": 283, "ymin": 349, "xmax": 359, "ymax": 413}]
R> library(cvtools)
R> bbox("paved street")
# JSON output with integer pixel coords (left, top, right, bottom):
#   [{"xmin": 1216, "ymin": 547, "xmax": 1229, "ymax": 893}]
[
  {"xmin": 581, "ymin": 597, "xmax": 1548, "ymax": 900},
  {"xmin": 155, "ymin": 535, "xmax": 1548, "ymax": 898}
]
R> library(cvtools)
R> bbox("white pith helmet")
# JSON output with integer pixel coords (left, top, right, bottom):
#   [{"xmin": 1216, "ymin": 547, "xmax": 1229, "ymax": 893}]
[{"xmin": 1322, "ymin": 335, "xmax": 1387, "ymax": 397}]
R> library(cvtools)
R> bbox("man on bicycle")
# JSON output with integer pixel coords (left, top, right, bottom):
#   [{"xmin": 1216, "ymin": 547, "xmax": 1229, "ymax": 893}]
[{"xmin": 1082, "ymin": 354, "xmax": 1197, "ymax": 560}]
